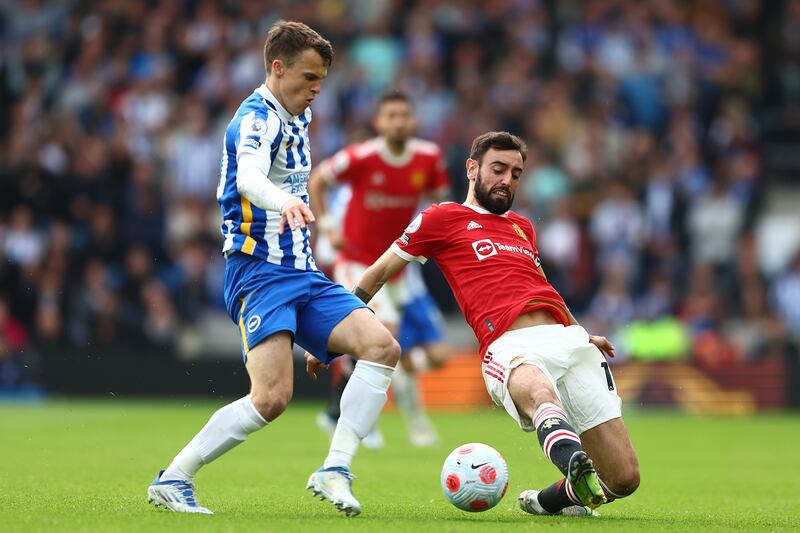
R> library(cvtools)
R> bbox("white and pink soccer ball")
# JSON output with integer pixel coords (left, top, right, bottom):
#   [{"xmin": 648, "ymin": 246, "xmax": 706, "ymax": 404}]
[{"xmin": 440, "ymin": 443, "xmax": 509, "ymax": 512}]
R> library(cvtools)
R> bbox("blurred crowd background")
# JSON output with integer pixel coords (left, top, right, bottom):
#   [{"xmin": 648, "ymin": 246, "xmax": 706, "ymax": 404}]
[{"xmin": 2, "ymin": 0, "xmax": 800, "ymax": 398}]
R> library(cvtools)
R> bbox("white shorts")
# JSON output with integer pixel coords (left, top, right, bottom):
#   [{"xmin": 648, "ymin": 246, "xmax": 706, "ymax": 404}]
[
  {"xmin": 483, "ymin": 324, "xmax": 622, "ymax": 435},
  {"xmin": 334, "ymin": 259, "xmax": 407, "ymax": 325}
]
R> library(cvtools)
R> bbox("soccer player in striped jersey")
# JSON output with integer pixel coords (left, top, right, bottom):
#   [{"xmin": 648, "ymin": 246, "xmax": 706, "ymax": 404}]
[
  {"xmin": 310, "ymin": 132, "xmax": 641, "ymax": 515},
  {"xmin": 147, "ymin": 21, "xmax": 400, "ymax": 518}
]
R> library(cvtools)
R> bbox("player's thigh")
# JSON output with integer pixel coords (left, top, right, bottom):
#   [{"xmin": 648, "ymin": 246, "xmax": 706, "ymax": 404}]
[
  {"xmin": 579, "ymin": 417, "xmax": 640, "ymax": 495},
  {"xmin": 225, "ymin": 255, "xmax": 304, "ymax": 361},
  {"xmin": 327, "ymin": 307, "xmax": 399, "ymax": 365},
  {"xmin": 295, "ymin": 272, "xmax": 370, "ymax": 363},
  {"xmin": 245, "ymin": 331, "xmax": 294, "ymax": 421},
  {"xmin": 484, "ymin": 327, "xmax": 568, "ymax": 431},
  {"xmin": 507, "ymin": 363, "xmax": 561, "ymax": 421}
]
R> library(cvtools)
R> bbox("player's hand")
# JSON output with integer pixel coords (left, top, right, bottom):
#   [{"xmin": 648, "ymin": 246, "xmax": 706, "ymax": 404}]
[
  {"xmin": 280, "ymin": 198, "xmax": 315, "ymax": 234},
  {"xmin": 589, "ymin": 335, "xmax": 615, "ymax": 358},
  {"xmin": 305, "ymin": 352, "xmax": 329, "ymax": 380}
]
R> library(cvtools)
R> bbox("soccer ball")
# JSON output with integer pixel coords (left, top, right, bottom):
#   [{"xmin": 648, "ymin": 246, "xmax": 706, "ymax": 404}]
[{"xmin": 440, "ymin": 442, "xmax": 509, "ymax": 512}]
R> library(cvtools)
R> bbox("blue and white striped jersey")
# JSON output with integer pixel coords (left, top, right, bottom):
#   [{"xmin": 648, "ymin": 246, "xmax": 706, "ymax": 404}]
[{"xmin": 216, "ymin": 84, "xmax": 316, "ymax": 270}]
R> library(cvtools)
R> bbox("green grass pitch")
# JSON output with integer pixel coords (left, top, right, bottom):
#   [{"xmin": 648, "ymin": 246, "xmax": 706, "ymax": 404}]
[{"xmin": 1, "ymin": 399, "xmax": 797, "ymax": 532}]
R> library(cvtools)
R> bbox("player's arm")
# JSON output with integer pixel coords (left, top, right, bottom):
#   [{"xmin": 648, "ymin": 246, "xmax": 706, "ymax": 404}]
[
  {"xmin": 307, "ymin": 165, "xmax": 330, "ymax": 222},
  {"xmin": 307, "ymin": 161, "xmax": 344, "ymax": 248},
  {"xmin": 236, "ymin": 114, "xmax": 313, "ymax": 234},
  {"xmin": 537, "ymin": 264, "xmax": 616, "ymax": 358},
  {"xmin": 352, "ymin": 248, "xmax": 410, "ymax": 304},
  {"xmin": 237, "ymin": 153, "xmax": 314, "ymax": 234}
]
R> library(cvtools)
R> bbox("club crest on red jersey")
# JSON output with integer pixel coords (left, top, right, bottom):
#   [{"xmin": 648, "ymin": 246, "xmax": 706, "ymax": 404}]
[
  {"xmin": 410, "ymin": 170, "xmax": 425, "ymax": 189},
  {"xmin": 511, "ymin": 223, "xmax": 528, "ymax": 242}
]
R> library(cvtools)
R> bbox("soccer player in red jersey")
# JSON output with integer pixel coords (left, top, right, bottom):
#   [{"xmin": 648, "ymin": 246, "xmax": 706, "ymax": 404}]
[
  {"xmin": 308, "ymin": 131, "xmax": 640, "ymax": 515},
  {"xmin": 308, "ymin": 91, "xmax": 450, "ymax": 447}
]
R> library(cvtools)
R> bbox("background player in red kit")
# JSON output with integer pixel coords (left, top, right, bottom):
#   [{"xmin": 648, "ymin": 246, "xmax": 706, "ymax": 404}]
[
  {"xmin": 308, "ymin": 91, "xmax": 450, "ymax": 447},
  {"xmin": 308, "ymin": 131, "xmax": 640, "ymax": 515}
]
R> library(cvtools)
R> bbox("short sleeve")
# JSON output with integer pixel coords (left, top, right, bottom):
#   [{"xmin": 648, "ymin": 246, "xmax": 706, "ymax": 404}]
[
  {"xmin": 390, "ymin": 205, "xmax": 444, "ymax": 264},
  {"xmin": 319, "ymin": 144, "xmax": 361, "ymax": 185},
  {"xmin": 236, "ymin": 111, "xmax": 282, "ymax": 167}
]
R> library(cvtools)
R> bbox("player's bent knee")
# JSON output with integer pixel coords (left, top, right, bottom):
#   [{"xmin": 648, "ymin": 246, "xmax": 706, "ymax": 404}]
[
  {"xmin": 620, "ymin": 465, "xmax": 641, "ymax": 495},
  {"xmin": 380, "ymin": 337, "xmax": 402, "ymax": 367},
  {"xmin": 359, "ymin": 334, "xmax": 401, "ymax": 367},
  {"xmin": 250, "ymin": 387, "xmax": 292, "ymax": 422},
  {"xmin": 530, "ymin": 388, "xmax": 559, "ymax": 408},
  {"xmin": 605, "ymin": 464, "xmax": 640, "ymax": 497}
]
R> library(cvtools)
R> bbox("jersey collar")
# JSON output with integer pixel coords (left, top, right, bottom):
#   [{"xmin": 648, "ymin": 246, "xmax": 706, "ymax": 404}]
[
  {"xmin": 461, "ymin": 202, "xmax": 509, "ymax": 217},
  {"xmin": 256, "ymin": 84, "xmax": 292, "ymax": 122},
  {"xmin": 376, "ymin": 137, "xmax": 414, "ymax": 167}
]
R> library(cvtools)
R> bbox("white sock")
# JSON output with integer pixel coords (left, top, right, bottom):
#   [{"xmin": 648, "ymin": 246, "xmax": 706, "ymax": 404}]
[
  {"xmin": 323, "ymin": 360, "xmax": 394, "ymax": 469},
  {"xmin": 392, "ymin": 363, "xmax": 422, "ymax": 418},
  {"xmin": 161, "ymin": 395, "xmax": 267, "ymax": 481},
  {"xmin": 409, "ymin": 347, "xmax": 431, "ymax": 371}
]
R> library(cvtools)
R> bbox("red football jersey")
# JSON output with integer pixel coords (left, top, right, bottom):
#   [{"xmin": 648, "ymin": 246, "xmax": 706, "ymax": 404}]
[
  {"xmin": 320, "ymin": 137, "xmax": 449, "ymax": 265},
  {"xmin": 391, "ymin": 202, "xmax": 571, "ymax": 354}
]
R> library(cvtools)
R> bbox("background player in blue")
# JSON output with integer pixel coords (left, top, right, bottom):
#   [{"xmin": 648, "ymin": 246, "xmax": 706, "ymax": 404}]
[
  {"xmin": 397, "ymin": 262, "xmax": 451, "ymax": 371},
  {"xmin": 147, "ymin": 21, "xmax": 400, "ymax": 518},
  {"xmin": 394, "ymin": 262, "xmax": 452, "ymax": 436}
]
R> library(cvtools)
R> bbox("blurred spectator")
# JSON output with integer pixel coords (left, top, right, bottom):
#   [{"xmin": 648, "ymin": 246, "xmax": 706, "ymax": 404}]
[
  {"xmin": 589, "ymin": 181, "xmax": 645, "ymax": 277},
  {"xmin": 585, "ymin": 265, "xmax": 636, "ymax": 335},
  {"xmin": 164, "ymin": 99, "xmax": 220, "ymax": 203},
  {"xmin": 686, "ymin": 177, "xmax": 745, "ymax": 281},
  {"xmin": 536, "ymin": 198, "xmax": 581, "ymax": 299},
  {"xmin": 140, "ymin": 279, "xmax": 178, "ymax": 350},
  {"xmin": 3, "ymin": 206, "xmax": 45, "ymax": 267},
  {"xmin": 521, "ymin": 147, "xmax": 570, "ymax": 219},
  {"xmin": 725, "ymin": 280, "xmax": 774, "ymax": 360}
]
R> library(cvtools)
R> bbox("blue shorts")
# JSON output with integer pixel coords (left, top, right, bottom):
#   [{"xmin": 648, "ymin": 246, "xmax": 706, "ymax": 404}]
[
  {"xmin": 224, "ymin": 252, "xmax": 366, "ymax": 363},
  {"xmin": 398, "ymin": 293, "xmax": 446, "ymax": 354}
]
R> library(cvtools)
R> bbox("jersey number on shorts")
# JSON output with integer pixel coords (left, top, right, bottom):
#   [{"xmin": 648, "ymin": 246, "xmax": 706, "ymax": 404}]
[{"xmin": 600, "ymin": 362, "xmax": 615, "ymax": 391}]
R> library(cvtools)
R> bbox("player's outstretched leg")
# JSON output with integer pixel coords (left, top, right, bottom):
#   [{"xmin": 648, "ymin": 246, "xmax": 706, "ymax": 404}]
[
  {"xmin": 147, "ymin": 394, "xmax": 267, "ymax": 514},
  {"xmin": 148, "ymin": 333, "xmax": 290, "ymax": 514},
  {"xmin": 531, "ymin": 402, "xmax": 605, "ymax": 509},
  {"xmin": 507, "ymin": 365, "xmax": 606, "ymax": 512},
  {"xmin": 307, "ymin": 308, "xmax": 400, "ymax": 517}
]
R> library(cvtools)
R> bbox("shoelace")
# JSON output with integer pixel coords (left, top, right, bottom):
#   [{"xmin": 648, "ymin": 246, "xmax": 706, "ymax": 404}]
[
  {"xmin": 161, "ymin": 479, "xmax": 195, "ymax": 490},
  {"xmin": 161, "ymin": 479, "xmax": 199, "ymax": 505}
]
